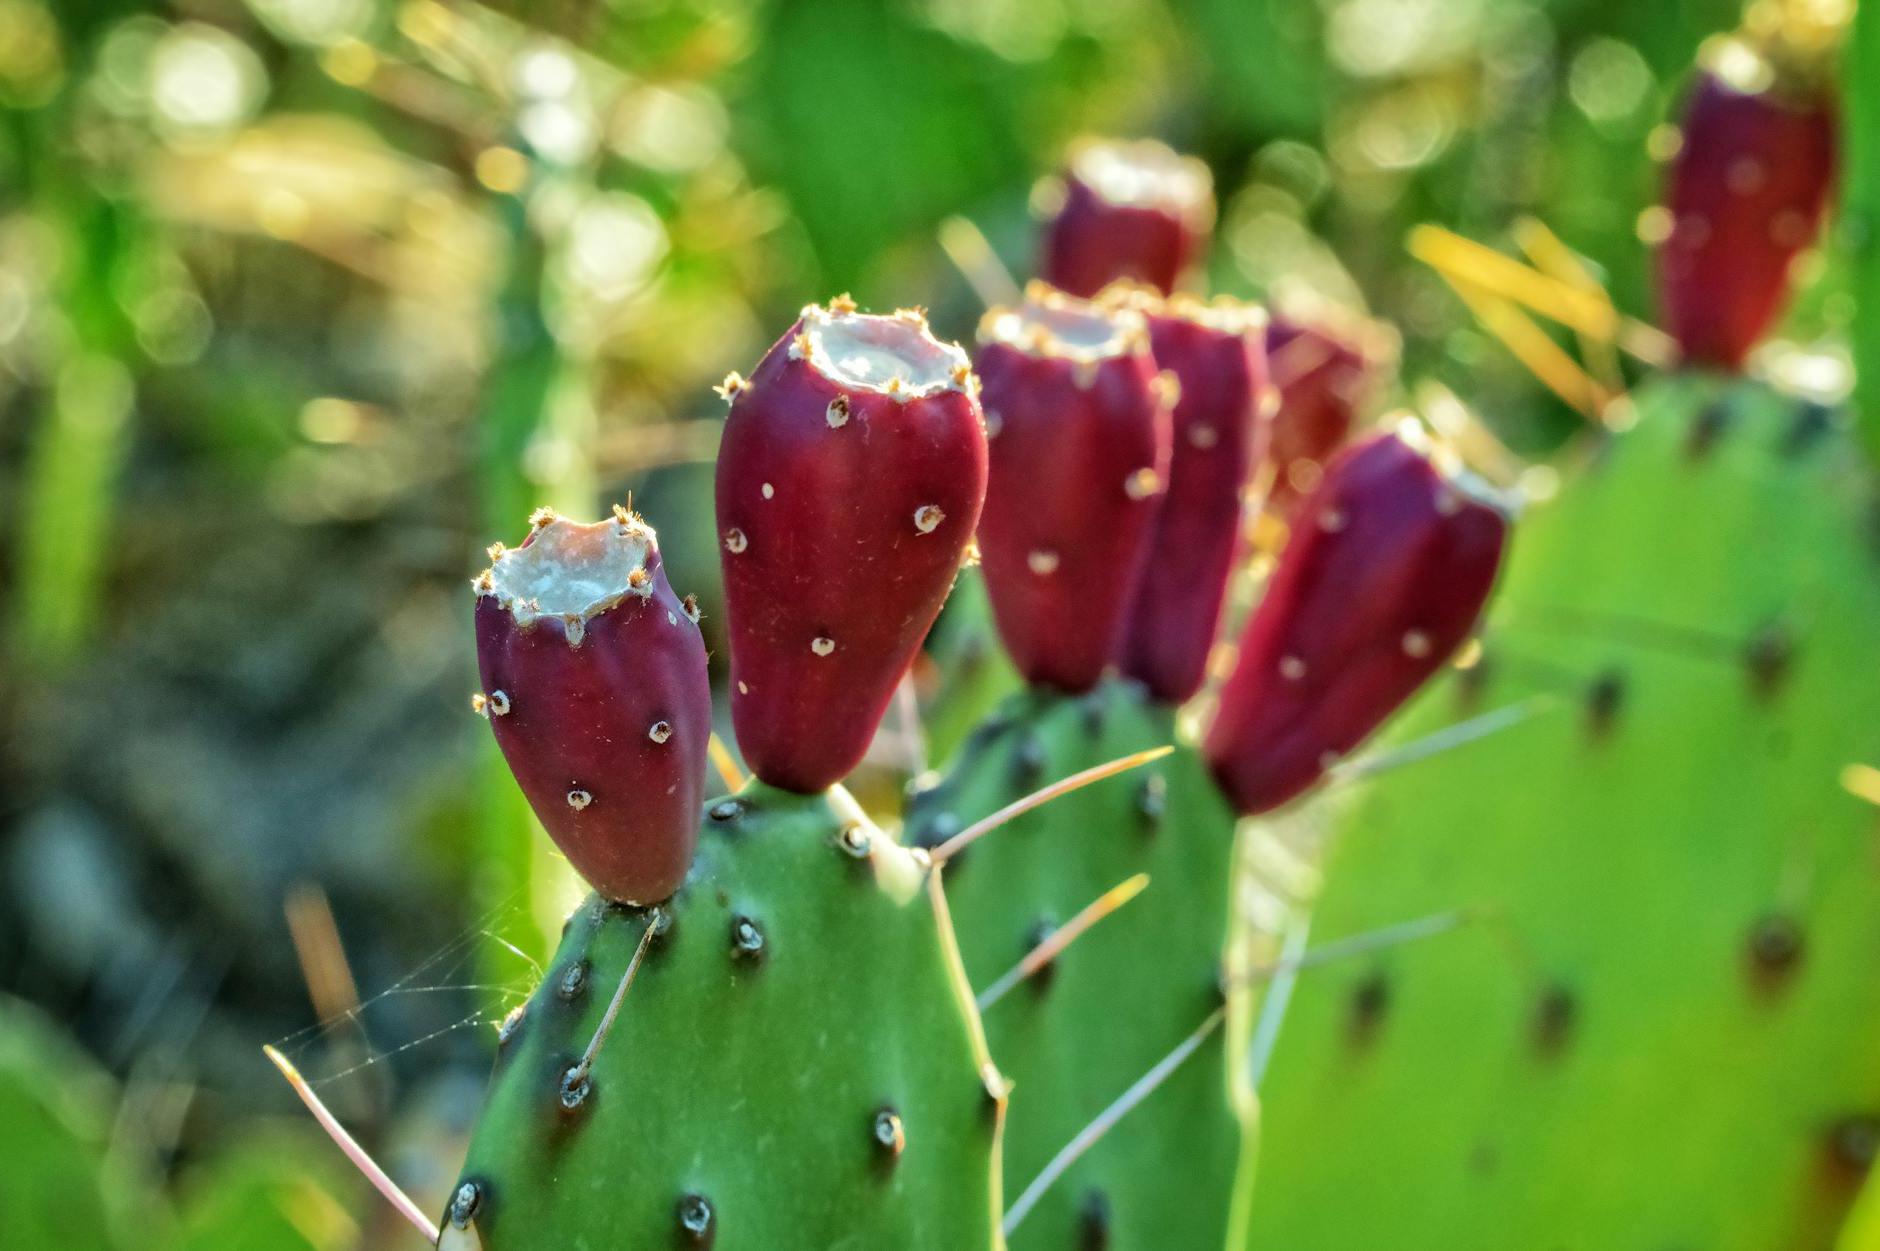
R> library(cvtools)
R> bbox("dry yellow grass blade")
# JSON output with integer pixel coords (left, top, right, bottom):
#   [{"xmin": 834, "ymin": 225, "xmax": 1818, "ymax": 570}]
[
  {"xmin": 929, "ymin": 746, "xmax": 1174, "ymax": 866},
  {"xmin": 708, "ymin": 733, "xmax": 746, "ymax": 792},
  {"xmin": 1436, "ymin": 273, "xmax": 1608, "ymax": 420},
  {"xmin": 1512, "ymin": 216, "xmax": 1626, "ymax": 410},
  {"xmin": 1410, "ymin": 225, "xmax": 1676, "ymax": 368}
]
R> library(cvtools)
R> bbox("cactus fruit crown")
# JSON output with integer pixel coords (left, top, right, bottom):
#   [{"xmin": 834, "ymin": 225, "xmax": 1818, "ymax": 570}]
[
  {"xmin": 980, "ymin": 281, "xmax": 1151, "ymax": 362},
  {"xmin": 1058, "ymin": 137, "xmax": 1216, "ymax": 232},
  {"xmin": 786, "ymin": 298, "xmax": 977, "ymax": 399},
  {"xmin": 475, "ymin": 508, "xmax": 657, "ymax": 637}
]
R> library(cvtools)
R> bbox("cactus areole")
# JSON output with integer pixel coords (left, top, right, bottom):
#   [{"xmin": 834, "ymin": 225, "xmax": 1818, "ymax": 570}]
[
  {"xmin": 975, "ymin": 283, "xmax": 1172, "ymax": 695},
  {"xmin": 474, "ymin": 510, "xmax": 712, "ymax": 904},
  {"xmin": 1039, "ymin": 138, "xmax": 1215, "ymax": 298},
  {"xmin": 1656, "ymin": 47, "xmax": 1836, "ymax": 371},
  {"xmin": 1108, "ymin": 289, "xmax": 1272, "ymax": 703},
  {"xmin": 716, "ymin": 298, "xmax": 988, "ymax": 794},
  {"xmin": 1206, "ymin": 428, "xmax": 1509, "ymax": 815}
]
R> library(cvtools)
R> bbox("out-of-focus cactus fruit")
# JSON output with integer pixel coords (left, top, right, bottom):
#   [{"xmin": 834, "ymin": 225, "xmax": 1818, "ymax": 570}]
[
  {"xmin": 442, "ymin": 786, "xmax": 1004, "ymax": 1251},
  {"xmin": 974, "ymin": 283, "xmax": 1171, "ymax": 694},
  {"xmin": 1656, "ymin": 34, "xmax": 1836, "ymax": 370},
  {"xmin": 1207, "ymin": 428, "xmax": 1509, "ymax": 816},
  {"xmin": 1038, "ymin": 138, "xmax": 1215, "ymax": 298},
  {"xmin": 473, "ymin": 508, "xmax": 711, "ymax": 905},
  {"xmin": 1262, "ymin": 302, "xmax": 1399, "ymax": 517},
  {"xmin": 1107, "ymin": 288, "xmax": 1273, "ymax": 703},
  {"xmin": 1243, "ymin": 375, "xmax": 1880, "ymax": 1251},
  {"xmin": 715, "ymin": 297, "xmax": 988, "ymax": 794}
]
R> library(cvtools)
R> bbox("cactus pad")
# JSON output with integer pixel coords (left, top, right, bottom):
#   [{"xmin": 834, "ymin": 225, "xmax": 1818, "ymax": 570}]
[
  {"xmin": 910, "ymin": 680, "xmax": 1246, "ymax": 1250},
  {"xmin": 1244, "ymin": 375, "xmax": 1880, "ymax": 1250},
  {"xmin": 443, "ymin": 784, "xmax": 1003, "ymax": 1250}
]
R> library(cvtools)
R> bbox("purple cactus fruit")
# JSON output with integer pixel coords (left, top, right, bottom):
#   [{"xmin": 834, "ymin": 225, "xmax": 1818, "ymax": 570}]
[
  {"xmin": 975, "ymin": 282, "xmax": 1172, "ymax": 694},
  {"xmin": 1656, "ymin": 51, "xmax": 1836, "ymax": 370},
  {"xmin": 1109, "ymin": 290, "xmax": 1272, "ymax": 704},
  {"xmin": 1038, "ymin": 138, "xmax": 1215, "ymax": 298},
  {"xmin": 1205, "ymin": 428, "xmax": 1509, "ymax": 816},
  {"xmin": 716, "ymin": 297, "xmax": 988, "ymax": 794},
  {"xmin": 1263, "ymin": 306, "xmax": 1397, "ymax": 517},
  {"xmin": 473, "ymin": 507, "xmax": 711, "ymax": 904}
]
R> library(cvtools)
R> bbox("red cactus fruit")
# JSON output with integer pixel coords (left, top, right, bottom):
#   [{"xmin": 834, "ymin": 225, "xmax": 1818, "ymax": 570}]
[
  {"xmin": 976, "ymin": 282, "xmax": 1172, "ymax": 694},
  {"xmin": 473, "ymin": 507, "xmax": 711, "ymax": 904},
  {"xmin": 1107, "ymin": 290, "xmax": 1272, "ymax": 704},
  {"xmin": 1205, "ymin": 427, "xmax": 1509, "ymax": 816},
  {"xmin": 1263, "ymin": 306, "xmax": 1397, "ymax": 517},
  {"xmin": 1655, "ymin": 50, "xmax": 1836, "ymax": 370},
  {"xmin": 1038, "ymin": 138, "xmax": 1215, "ymax": 298},
  {"xmin": 715, "ymin": 297, "xmax": 987, "ymax": 794}
]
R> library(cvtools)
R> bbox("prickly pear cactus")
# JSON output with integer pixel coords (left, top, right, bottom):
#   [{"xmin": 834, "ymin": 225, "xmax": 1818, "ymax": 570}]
[
  {"xmin": 1244, "ymin": 374, "xmax": 1880, "ymax": 1250},
  {"xmin": 909, "ymin": 680, "xmax": 1249, "ymax": 1250},
  {"xmin": 442, "ymin": 784, "xmax": 1004, "ymax": 1250}
]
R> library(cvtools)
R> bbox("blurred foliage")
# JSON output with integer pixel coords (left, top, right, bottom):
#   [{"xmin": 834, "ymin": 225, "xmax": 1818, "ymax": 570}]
[
  {"xmin": 0, "ymin": 0, "xmax": 1853, "ymax": 1243},
  {"xmin": 1846, "ymin": 0, "xmax": 1880, "ymax": 464}
]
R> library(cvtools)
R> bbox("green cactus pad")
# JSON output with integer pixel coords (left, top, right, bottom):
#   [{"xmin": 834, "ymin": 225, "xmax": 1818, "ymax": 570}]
[
  {"xmin": 910, "ymin": 680, "xmax": 1249, "ymax": 1250},
  {"xmin": 1245, "ymin": 375, "xmax": 1880, "ymax": 1250},
  {"xmin": 443, "ymin": 784, "xmax": 1003, "ymax": 1251}
]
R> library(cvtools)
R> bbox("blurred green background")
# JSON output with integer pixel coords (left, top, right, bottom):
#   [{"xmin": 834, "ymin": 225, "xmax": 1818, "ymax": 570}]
[{"xmin": 1, "ymin": 0, "xmax": 1832, "ymax": 1244}]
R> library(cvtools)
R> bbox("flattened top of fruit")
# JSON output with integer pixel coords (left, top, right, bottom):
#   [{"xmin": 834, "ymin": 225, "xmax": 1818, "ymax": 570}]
[
  {"xmin": 979, "ymin": 281, "xmax": 1151, "ymax": 362},
  {"xmin": 1104, "ymin": 285, "xmax": 1269, "ymax": 337},
  {"xmin": 794, "ymin": 301, "xmax": 974, "ymax": 400},
  {"xmin": 1067, "ymin": 136, "xmax": 1214, "ymax": 221},
  {"xmin": 476, "ymin": 509, "xmax": 659, "ymax": 625}
]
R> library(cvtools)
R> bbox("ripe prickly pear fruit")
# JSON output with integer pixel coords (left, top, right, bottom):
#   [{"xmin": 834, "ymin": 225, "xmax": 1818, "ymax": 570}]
[
  {"xmin": 1205, "ymin": 427, "xmax": 1508, "ymax": 815},
  {"xmin": 1656, "ymin": 49, "xmax": 1835, "ymax": 370},
  {"xmin": 1263, "ymin": 308, "xmax": 1396, "ymax": 516},
  {"xmin": 1038, "ymin": 138, "xmax": 1215, "ymax": 298},
  {"xmin": 1109, "ymin": 290, "xmax": 1272, "ymax": 704},
  {"xmin": 975, "ymin": 282, "xmax": 1171, "ymax": 694},
  {"xmin": 473, "ymin": 508, "xmax": 711, "ymax": 904},
  {"xmin": 716, "ymin": 297, "xmax": 987, "ymax": 794}
]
